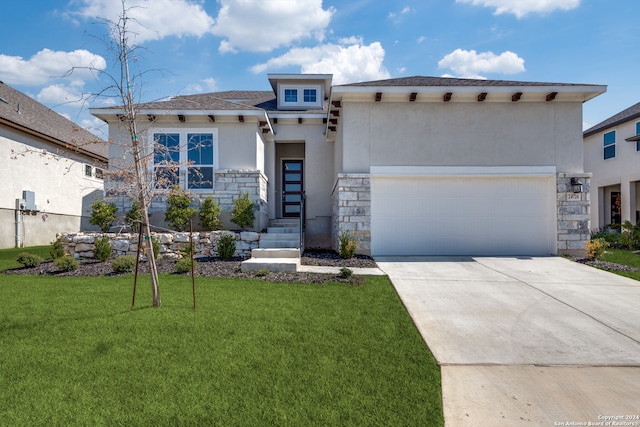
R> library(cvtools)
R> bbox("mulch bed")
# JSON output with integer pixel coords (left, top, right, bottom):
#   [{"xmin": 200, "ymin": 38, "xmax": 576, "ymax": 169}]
[
  {"xmin": 3, "ymin": 250, "xmax": 378, "ymax": 285},
  {"xmin": 573, "ymin": 258, "xmax": 640, "ymax": 273}
]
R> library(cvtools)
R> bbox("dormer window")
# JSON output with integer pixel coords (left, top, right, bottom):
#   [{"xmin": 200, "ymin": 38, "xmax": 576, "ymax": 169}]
[{"xmin": 279, "ymin": 84, "xmax": 322, "ymax": 109}]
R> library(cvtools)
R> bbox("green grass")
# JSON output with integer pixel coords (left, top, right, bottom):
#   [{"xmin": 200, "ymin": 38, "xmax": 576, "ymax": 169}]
[
  {"xmin": 0, "ymin": 254, "xmax": 443, "ymax": 426},
  {"xmin": 600, "ymin": 248, "xmax": 640, "ymax": 281},
  {"xmin": 0, "ymin": 245, "xmax": 50, "ymax": 271}
]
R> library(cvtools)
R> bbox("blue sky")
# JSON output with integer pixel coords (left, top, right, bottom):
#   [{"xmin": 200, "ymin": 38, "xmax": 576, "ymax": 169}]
[{"xmin": 1, "ymin": 0, "xmax": 638, "ymax": 137}]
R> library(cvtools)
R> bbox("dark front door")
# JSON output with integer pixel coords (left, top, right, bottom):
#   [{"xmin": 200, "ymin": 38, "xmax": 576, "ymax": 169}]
[{"xmin": 282, "ymin": 160, "xmax": 303, "ymax": 217}]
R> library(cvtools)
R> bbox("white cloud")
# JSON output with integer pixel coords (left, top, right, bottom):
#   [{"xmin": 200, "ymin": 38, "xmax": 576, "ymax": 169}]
[
  {"xmin": 438, "ymin": 48, "xmax": 525, "ymax": 78},
  {"xmin": 417, "ymin": 36, "xmax": 427, "ymax": 44},
  {"xmin": 70, "ymin": 0, "xmax": 215, "ymax": 43},
  {"xmin": 183, "ymin": 77, "xmax": 219, "ymax": 94},
  {"xmin": 456, "ymin": 0, "xmax": 580, "ymax": 18},
  {"xmin": 251, "ymin": 41, "xmax": 390, "ymax": 85},
  {"xmin": 36, "ymin": 83, "xmax": 88, "ymax": 107},
  {"xmin": 213, "ymin": 0, "xmax": 335, "ymax": 53},
  {"xmin": 0, "ymin": 49, "xmax": 106, "ymax": 86}
]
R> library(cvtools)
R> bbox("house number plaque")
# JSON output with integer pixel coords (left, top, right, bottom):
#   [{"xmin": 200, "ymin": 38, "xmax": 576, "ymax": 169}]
[{"xmin": 566, "ymin": 194, "xmax": 581, "ymax": 201}]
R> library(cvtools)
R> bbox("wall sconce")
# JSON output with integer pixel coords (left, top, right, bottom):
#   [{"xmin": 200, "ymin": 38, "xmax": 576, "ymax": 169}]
[{"xmin": 570, "ymin": 177, "xmax": 583, "ymax": 193}]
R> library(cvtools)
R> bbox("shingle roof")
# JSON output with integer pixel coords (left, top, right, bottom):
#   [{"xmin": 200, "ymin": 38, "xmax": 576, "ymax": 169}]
[
  {"xmin": 337, "ymin": 75, "xmax": 591, "ymax": 88},
  {"xmin": 583, "ymin": 101, "xmax": 640, "ymax": 137},
  {"xmin": 0, "ymin": 81, "xmax": 107, "ymax": 160}
]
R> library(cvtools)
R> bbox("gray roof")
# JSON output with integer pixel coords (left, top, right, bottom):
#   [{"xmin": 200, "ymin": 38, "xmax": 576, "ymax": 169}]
[
  {"xmin": 583, "ymin": 101, "xmax": 640, "ymax": 137},
  {"xmin": 337, "ymin": 75, "xmax": 592, "ymax": 88},
  {"xmin": 0, "ymin": 81, "xmax": 107, "ymax": 160}
]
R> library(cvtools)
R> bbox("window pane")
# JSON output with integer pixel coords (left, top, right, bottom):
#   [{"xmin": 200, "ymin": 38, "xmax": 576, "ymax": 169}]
[
  {"xmin": 604, "ymin": 145, "xmax": 615, "ymax": 159},
  {"xmin": 285, "ymin": 194, "xmax": 301, "ymax": 202},
  {"xmin": 285, "ymin": 205, "xmax": 301, "ymax": 214},
  {"xmin": 85, "ymin": 165, "xmax": 92, "ymax": 177},
  {"xmin": 187, "ymin": 133, "xmax": 214, "ymax": 165},
  {"xmin": 304, "ymin": 89, "xmax": 317, "ymax": 103},
  {"xmin": 188, "ymin": 167, "xmax": 214, "ymax": 189},
  {"xmin": 284, "ymin": 89, "xmax": 297, "ymax": 102},
  {"xmin": 284, "ymin": 162, "xmax": 301, "ymax": 171},
  {"xmin": 603, "ymin": 131, "xmax": 615, "ymax": 147},
  {"xmin": 154, "ymin": 167, "xmax": 179, "ymax": 189},
  {"xmin": 154, "ymin": 133, "xmax": 180, "ymax": 164},
  {"xmin": 285, "ymin": 172, "xmax": 301, "ymax": 182},
  {"xmin": 285, "ymin": 183, "xmax": 301, "ymax": 192}
]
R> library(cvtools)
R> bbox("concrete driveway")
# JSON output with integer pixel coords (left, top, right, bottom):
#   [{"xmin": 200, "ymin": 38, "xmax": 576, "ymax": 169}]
[{"xmin": 376, "ymin": 256, "xmax": 640, "ymax": 426}]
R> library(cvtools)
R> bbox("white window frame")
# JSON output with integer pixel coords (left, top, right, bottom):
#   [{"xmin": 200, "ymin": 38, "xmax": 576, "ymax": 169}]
[
  {"xmin": 149, "ymin": 128, "xmax": 219, "ymax": 192},
  {"xmin": 279, "ymin": 84, "xmax": 322, "ymax": 108}
]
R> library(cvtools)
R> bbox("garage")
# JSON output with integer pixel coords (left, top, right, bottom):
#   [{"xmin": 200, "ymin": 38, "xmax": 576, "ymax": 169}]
[{"xmin": 371, "ymin": 173, "xmax": 557, "ymax": 256}]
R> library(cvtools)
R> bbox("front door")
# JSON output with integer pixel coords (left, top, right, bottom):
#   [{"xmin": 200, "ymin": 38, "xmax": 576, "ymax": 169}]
[{"xmin": 282, "ymin": 160, "xmax": 303, "ymax": 217}]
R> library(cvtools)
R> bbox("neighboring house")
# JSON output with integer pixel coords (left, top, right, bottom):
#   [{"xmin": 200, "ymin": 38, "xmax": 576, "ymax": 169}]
[
  {"xmin": 0, "ymin": 82, "xmax": 108, "ymax": 249},
  {"xmin": 91, "ymin": 74, "xmax": 605, "ymax": 256},
  {"xmin": 584, "ymin": 102, "xmax": 640, "ymax": 230}
]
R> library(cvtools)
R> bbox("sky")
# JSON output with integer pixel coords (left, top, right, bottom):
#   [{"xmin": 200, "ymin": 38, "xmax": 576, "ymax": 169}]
[{"xmin": 1, "ymin": 0, "xmax": 638, "ymax": 138}]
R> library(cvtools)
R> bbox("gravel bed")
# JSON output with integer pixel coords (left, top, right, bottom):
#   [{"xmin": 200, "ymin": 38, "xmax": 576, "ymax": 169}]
[
  {"xmin": 3, "ymin": 250, "xmax": 378, "ymax": 285},
  {"xmin": 573, "ymin": 258, "xmax": 640, "ymax": 273}
]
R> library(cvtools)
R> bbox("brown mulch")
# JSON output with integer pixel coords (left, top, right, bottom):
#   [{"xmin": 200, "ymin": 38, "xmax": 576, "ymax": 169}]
[{"xmin": 3, "ymin": 250, "xmax": 378, "ymax": 285}]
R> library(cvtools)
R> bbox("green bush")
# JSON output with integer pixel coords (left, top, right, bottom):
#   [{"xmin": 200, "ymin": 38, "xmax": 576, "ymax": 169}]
[
  {"xmin": 217, "ymin": 233, "xmax": 236, "ymax": 260},
  {"xmin": 164, "ymin": 186, "xmax": 196, "ymax": 231},
  {"xmin": 49, "ymin": 239, "xmax": 65, "ymax": 260},
  {"xmin": 125, "ymin": 200, "xmax": 143, "ymax": 232},
  {"xmin": 231, "ymin": 192, "xmax": 255, "ymax": 230},
  {"xmin": 199, "ymin": 197, "xmax": 223, "ymax": 230},
  {"xmin": 54, "ymin": 255, "xmax": 79, "ymax": 272},
  {"xmin": 94, "ymin": 236, "xmax": 112, "ymax": 261},
  {"xmin": 16, "ymin": 252, "xmax": 43, "ymax": 268},
  {"xmin": 112, "ymin": 255, "xmax": 136, "ymax": 274},
  {"xmin": 89, "ymin": 197, "xmax": 117, "ymax": 232},
  {"xmin": 175, "ymin": 257, "xmax": 196, "ymax": 274},
  {"xmin": 338, "ymin": 230, "xmax": 357, "ymax": 259},
  {"xmin": 338, "ymin": 267, "xmax": 353, "ymax": 279}
]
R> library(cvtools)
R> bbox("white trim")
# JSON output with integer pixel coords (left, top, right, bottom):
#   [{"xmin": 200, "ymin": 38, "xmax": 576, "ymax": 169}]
[{"xmin": 370, "ymin": 165, "xmax": 557, "ymax": 177}]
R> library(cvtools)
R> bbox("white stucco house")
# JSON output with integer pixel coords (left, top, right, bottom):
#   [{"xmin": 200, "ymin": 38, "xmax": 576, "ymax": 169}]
[
  {"xmin": 0, "ymin": 82, "xmax": 108, "ymax": 249},
  {"xmin": 584, "ymin": 101, "xmax": 640, "ymax": 229},
  {"xmin": 91, "ymin": 74, "xmax": 605, "ymax": 256}
]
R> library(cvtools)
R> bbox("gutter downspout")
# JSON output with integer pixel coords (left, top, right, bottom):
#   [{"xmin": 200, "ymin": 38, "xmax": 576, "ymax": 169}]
[{"xmin": 15, "ymin": 207, "xmax": 22, "ymax": 248}]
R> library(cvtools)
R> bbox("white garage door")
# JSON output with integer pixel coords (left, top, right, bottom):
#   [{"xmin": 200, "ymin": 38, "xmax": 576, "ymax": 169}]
[{"xmin": 371, "ymin": 175, "xmax": 556, "ymax": 256}]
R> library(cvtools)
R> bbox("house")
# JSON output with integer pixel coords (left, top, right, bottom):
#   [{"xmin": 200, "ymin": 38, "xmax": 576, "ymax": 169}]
[
  {"xmin": 91, "ymin": 74, "xmax": 605, "ymax": 256},
  {"xmin": 584, "ymin": 102, "xmax": 640, "ymax": 230},
  {"xmin": 0, "ymin": 82, "xmax": 108, "ymax": 249}
]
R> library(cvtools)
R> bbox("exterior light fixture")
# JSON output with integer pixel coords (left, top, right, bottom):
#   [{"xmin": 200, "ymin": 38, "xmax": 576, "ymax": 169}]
[{"xmin": 570, "ymin": 177, "xmax": 583, "ymax": 193}]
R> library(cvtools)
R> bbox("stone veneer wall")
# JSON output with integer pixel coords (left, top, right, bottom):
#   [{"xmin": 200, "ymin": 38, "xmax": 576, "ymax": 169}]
[
  {"xmin": 59, "ymin": 231, "xmax": 260, "ymax": 259},
  {"xmin": 214, "ymin": 170, "xmax": 269, "ymax": 231},
  {"xmin": 557, "ymin": 173, "xmax": 591, "ymax": 255},
  {"xmin": 331, "ymin": 174, "xmax": 371, "ymax": 255}
]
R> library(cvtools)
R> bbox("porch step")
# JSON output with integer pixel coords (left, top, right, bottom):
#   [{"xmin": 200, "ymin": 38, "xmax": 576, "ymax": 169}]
[
  {"xmin": 251, "ymin": 248, "xmax": 300, "ymax": 258},
  {"xmin": 269, "ymin": 219, "xmax": 300, "ymax": 227},
  {"xmin": 241, "ymin": 257, "xmax": 300, "ymax": 273},
  {"xmin": 267, "ymin": 227, "xmax": 299, "ymax": 234}
]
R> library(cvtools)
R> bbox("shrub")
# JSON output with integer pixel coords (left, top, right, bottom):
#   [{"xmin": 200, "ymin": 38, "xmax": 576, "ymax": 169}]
[
  {"xmin": 231, "ymin": 192, "xmax": 255, "ymax": 230},
  {"xmin": 89, "ymin": 197, "xmax": 118, "ymax": 232},
  {"xmin": 199, "ymin": 197, "xmax": 223, "ymax": 230},
  {"xmin": 152, "ymin": 237, "xmax": 161, "ymax": 260},
  {"xmin": 217, "ymin": 233, "xmax": 236, "ymax": 260},
  {"xmin": 585, "ymin": 238, "xmax": 609, "ymax": 260},
  {"xmin": 164, "ymin": 186, "xmax": 196, "ymax": 231},
  {"xmin": 338, "ymin": 267, "xmax": 353, "ymax": 279},
  {"xmin": 16, "ymin": 252, "xmax": 43, "ymax": 268},
  {"xmin": 50, "ymin": 239, "xmax": 65, "ymax": 260},
  {"xmin": 338, "ymin": 230, "xmax": 357, "ymax": 259},
  {"xmin": 94, "ymin": 236, "xmax": 112, "ymax": 261},
  {"xmin": 112, "ymin": 255, "xmax": 136, "ymax": 274},
  {"xmin": 54, "ymin": 255, "xmax": 79, "ymax": 272},
  {"xmin": 175, "ymin": 257, "xmax": 196, "ymax": 274},
  {"xmin": 255, "ymin": 269, "xmax": 270, "ymax": 277},
  {"xmin": 125, "ymin": 200, "xmax": 143, "ymax": 232}
]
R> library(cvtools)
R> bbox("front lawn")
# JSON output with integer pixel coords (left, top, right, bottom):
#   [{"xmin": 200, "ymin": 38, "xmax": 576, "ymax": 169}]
[
  {"xmin": 599, "ymin": 248, "xmax": 640, "ymax": 281},
  {"xmin": 0, "ymin": 256, "xmax": 443, "ymax": 425}
]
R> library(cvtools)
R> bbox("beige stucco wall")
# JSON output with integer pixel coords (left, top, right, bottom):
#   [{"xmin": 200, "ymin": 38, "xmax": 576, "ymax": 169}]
[
  {"xmin": 338, "ymin": 101, "xmax": 584, "ymax": 174},
  {"xmin": 0, "ymin": 125, "xmax": 104, "ymax": 248},
  {"xmin": 584, "ymin": 118, "xmax": 640, "ymax": 227}
]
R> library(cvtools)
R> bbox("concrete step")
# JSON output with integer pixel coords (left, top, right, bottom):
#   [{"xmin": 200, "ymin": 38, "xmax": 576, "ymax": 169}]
[
  {"xmin": 267, "ymin": 227, "xmax": 299, "ymax": 234},
  {"xmin": 259, "ymin": 240, "xmax": 300, "ymax": 249},
  {"xmin": 261, "ymin": 233, "xmax": 299, "ymax": 241},
  {"xmin": 251, "ymin": 248, "xmax": 300, "ymax": 258},
  {"xmin": 241, "ymin": 257, "xmax": 299, "ymax": 273},
  {"xmin": 270, "ymin": 219, "xmax": 300, "ymax": 227}
]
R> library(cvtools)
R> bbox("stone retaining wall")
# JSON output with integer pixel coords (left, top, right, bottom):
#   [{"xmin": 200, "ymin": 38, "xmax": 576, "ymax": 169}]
[
  {"xmin": 557, "ymin": 173, "xmax": 591, "ymax": 255},
  {"xmin": 58, "ymin": 231, "xmax": 261, "ymax": 260}
]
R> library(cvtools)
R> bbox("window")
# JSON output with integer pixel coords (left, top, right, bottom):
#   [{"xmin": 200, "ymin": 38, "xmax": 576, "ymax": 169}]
[
  {"xmin": 152, "ymin": 130, "xmax": 217, "ymax": 190},
  {"xmin": 303, "ymin": 89, "xmax": 317, "ymax": 103},
  {"xmin": 187, "ymin": 133, "xmax": 214, "ymax": 189},
  {"xmin": 284, "ymin": 89, "xmax": 297, "ymax": 103},
  {"xmin": 85, "ymin": 164, "xmax": 93, "ymax": 177},
  {"xmin": 95, "ymin": 168, "xmax": 104, "ymax": 179},
  {"xmin": 604, "ymin": 130, "xmax": 615, "ymax": 160},
  {"xmin": 636, "ymin": 122, "xmax": 640, "ymax": 152}
]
